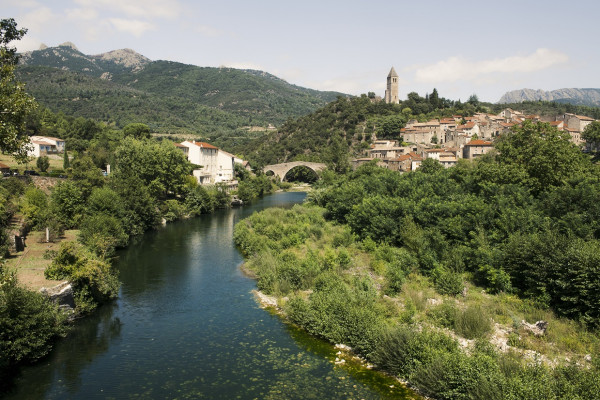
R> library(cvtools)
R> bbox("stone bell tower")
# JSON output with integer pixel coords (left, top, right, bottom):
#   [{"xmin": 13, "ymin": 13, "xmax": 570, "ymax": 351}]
[{"xmin": 385, "ymin": 67, "xmax": 399, "ymax": 104}]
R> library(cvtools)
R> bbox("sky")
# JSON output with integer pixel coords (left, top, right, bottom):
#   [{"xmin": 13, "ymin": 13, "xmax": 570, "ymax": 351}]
[{"xmin": 3, "ymin": 0, "xmax": 599, "ymax": 103}]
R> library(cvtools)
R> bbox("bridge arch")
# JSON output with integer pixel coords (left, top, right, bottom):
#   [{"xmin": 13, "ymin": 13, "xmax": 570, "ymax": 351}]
[{"xmin": 263, "ymin": 161, "xmax": 327, "ymax": 181}]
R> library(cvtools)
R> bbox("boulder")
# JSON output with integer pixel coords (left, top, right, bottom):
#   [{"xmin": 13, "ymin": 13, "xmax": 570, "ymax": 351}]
[
  {"xmin": 40, "ymin": 281, "xmax": 76, "ymax": 312},
  {"xmin": 521, "ymin": 320, "xmax": 548, "ymax": 337}
]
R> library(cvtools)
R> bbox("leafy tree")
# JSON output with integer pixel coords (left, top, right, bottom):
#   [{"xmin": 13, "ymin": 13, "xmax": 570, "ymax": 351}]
[
  {"xmin": 49, "ymin": 180, "xmax": 85, "ymax": 229},
  {"xmin": 70, "ymin": 155, "xmax": 104, "ymax": 199},
  {"xmin": 36, "ymin": 156, "xmax": 49, "ymax": 172},
  {"xmin": 0, "ymin": 18, "xmax": 37, "ymax": 161},
  {"xmin": 418, "ymin": 158, "xmax": 444, "ymax": 174},
  {"xmin": 582, "ymin": 120, "xmax": 600, "ymax": 151},
  {"xmin": 495, "ymin": 121, "xmax": 591, "ymax": 194},
  {"xmin": 79, "ymin": 213, "xmax": 128, "ymax": 259},
  {"xmin": 123, "ymin": 123, "xmax": 151, "ymax": 139}
]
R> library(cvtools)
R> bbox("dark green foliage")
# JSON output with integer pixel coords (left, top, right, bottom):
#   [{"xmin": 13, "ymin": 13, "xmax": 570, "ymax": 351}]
[
  {"xmin": 45, "ymin": 242, "xmax": 119, "ymax": 313},
  {"xmin": 432, "ymin": 266, "xmax": 464, "ymax": 296},
  {"xmin": 36, "ymin": 156, "xmax": 49, "ymax": 172},
  {"xmin": 185, "ymin": 185, "xmax": 215, "ymax": 216},
  {"xmin": 1, "ymin": 18, "xmax": 37, "ymax": 161},
  {"xmin": 49, "ymin": 180, "xmax": 85, "ymax": 229},
  {"xmin": 79, "ymin": 214, "xmax": 128, "ymax": 259},
  {"xmin": 0, "ymin": 268, "xmax": 67, "ymax": 377},
  {"xmin": 122, "ymin": 123, "xmax": 150, "ymax": 139},
  {"xmin": 371, "ymin": 325, "xmax": 459, "ymax": 378}
]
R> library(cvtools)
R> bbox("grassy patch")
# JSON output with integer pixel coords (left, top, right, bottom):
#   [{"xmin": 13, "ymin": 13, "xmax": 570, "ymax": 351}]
[{"xmin": 5, "ymin": 229, "xmax": 79, "ymax": 290}]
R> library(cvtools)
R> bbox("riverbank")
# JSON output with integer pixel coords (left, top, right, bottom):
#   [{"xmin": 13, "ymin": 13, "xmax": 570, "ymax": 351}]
[{"xmin": 234, "ymin": 204, "xmax": 600, "ymax": 400}]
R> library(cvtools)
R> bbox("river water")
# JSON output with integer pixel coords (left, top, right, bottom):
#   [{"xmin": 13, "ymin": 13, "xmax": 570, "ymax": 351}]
[{"xmin": 5, "ymin": 192, "xmax": 419, "ymax": 400}]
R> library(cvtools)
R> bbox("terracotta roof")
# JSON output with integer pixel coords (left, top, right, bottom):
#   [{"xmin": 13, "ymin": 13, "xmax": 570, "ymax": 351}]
[
  {"xmin": 189, "ymin": 141, "xmax": 218, "ymax": 150},
  {"xmin": 465, "ymin": 140, "xmax": 493, "ymax": 146},
  {"xmin": 408, "ymin": 152, "xmax": 423, "ymax": 161},
  {"xmin": 425, "ymin": 148, "xmax": 444, "ymax": 153},
  {"xmin": 576, "ymin": 115, "xmax": 595, "ymax": 121},
  {"xmin": 32, "ymin": 140, "xmax": 55, "ymax": 145},
  {"xmin": 173, "ymin": 142, "xmax": 187, "ymax": 147},
  {"xmin": 42, "ymin": 136, "xmax": 64, "ymax": 142},
  {"xmin": 458, "ymin": 122, "xmax": 476, "ymax": 129},
  {"xmin": 0, "ymin": 162, "xmax": 10, "ymax": 169},
  {"xmin": 390, "ymin": 155, "xmax": 411, "ymax": 162},
  {"xmin": 550, "ymin": 121, "xmax": 563, "ymax": 125}
]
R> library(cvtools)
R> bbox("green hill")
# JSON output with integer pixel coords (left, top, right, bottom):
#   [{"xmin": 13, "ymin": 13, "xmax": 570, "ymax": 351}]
[{"xmin": 16, "ymin": 44, "xmax": 345, "ymax": 137}]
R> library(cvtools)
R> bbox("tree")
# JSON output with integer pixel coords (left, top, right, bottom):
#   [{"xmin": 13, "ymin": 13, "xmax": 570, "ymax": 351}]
[
  {"xmin": 36, "ymin": 156, "xmax": 49, "ymax": 172},
  {"xmin": 63, "ymin": 149, "xmax": 70, "ymax": 169},
  {"xmin": 0, "ymin": 19, "xmax": 37, "ymax": 162},
  {"xmin": 123, "ymin": 123, "xmax": 151, "ymax": 139},
  {"xmin": 582, "ymin": 121, "xmax": 600, "ymax": 151},
  {"xmin": 495, "ymin": 121, "xmax": 590, "ymax": 194}
]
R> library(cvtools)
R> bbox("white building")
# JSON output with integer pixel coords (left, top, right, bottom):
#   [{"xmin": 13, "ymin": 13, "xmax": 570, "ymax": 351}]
[
  {"xmin": 27, "ymin": 136, "xmax": 66, "ymax": 158},
  {"xmin": 180, "ymin": 140, "xmax": 245, "ymax": 185}
]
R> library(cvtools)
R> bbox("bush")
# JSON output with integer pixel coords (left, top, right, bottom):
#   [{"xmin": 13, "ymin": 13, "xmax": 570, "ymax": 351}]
[
  {"xmin": 45, "ymin": 242, "xmax": 119, "ymax": 313},
  {"xmin": 36, "ymin": 156, "xmax": 50, "ymax": 172},
  {"xmin": 454, "ymin": 306, "xmax": 493, "ymax": 339},
  {"xmin": 371, "ymin": 325, "xmax": 459, "ymax": 378},
  {"xmin": 0, "ymin": 268, "xmax": 67, "ymax": 372},
  {"xmin": 79, "ymin": 214, "xmax": 128, "ymax": 259},
  {"xmin": 432, "ymin": 266, "xmax": 464, "ymax": 296}
]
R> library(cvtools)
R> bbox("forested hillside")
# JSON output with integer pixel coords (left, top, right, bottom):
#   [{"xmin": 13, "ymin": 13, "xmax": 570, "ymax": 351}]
[{"xmin": 16, "ymin": 44, "xmax": 345, "ymax": 136}]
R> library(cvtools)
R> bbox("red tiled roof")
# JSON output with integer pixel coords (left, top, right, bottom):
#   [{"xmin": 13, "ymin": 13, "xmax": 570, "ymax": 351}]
[
  {"xmin": 0, "ymin": 162, "xmax": 10, "ymax": 169},
  {"xmin": 189, "ymin": 141, "xmax": 218, "ymax": 150}
]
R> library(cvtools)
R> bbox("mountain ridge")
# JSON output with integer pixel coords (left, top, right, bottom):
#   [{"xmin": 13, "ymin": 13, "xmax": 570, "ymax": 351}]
[{"xmin": 498, "ymin": 88, "xmax": 600, "ymax": 107}]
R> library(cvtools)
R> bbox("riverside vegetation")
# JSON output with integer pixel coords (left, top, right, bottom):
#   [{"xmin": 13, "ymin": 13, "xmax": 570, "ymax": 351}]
[{"xmin": 234, "ymin": 121, "xmax": 600, "ymax": 399}]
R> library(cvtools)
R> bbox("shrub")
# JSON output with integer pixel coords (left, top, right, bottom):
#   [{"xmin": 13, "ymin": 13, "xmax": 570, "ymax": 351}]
[
  {"xmin": 454, "ymin": 306, "xmax": 493, "ymax": 339},
  {"xmin": 45, "ymin": 242, "xmax": 119, "ymax": 313},
  {"xmin": 432, "ymin": 266, "xmax": 464, "ymax": 296},
  {"xmin": 371, "ymin": 325, "xmax": 459, "ymax": 378},
  {"xmin": 0, "ymin": 268, "xmax": 67, "ymax": 371}
]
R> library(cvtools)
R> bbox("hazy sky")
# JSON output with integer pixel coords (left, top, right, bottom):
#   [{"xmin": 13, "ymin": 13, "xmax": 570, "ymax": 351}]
[{"xmin": 3, "ymin": 0, "xmax": 599, "ymax": 102}]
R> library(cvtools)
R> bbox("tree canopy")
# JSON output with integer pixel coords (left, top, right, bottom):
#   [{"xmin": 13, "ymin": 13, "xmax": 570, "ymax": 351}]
[{"xmin": 0, "ymin": 18, "xmax": 37, "ymax": 161}]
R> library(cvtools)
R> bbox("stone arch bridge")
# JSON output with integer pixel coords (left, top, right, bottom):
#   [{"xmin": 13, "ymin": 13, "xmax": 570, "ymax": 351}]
[{"xmin": 263, "ymin": 161, "xmax": 327, "ymax": 181}]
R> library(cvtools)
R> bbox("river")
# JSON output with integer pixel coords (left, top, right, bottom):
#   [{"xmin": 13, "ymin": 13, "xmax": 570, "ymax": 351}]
[{"xmin": 5, "ymin": 192, "xmax": 419, "ymax": 399}]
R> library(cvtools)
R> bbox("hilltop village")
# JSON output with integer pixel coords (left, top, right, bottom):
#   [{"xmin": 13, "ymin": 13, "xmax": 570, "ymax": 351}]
[{"xmin": 353, "ymin": 67, "xmax": 597, "ymax": 172}]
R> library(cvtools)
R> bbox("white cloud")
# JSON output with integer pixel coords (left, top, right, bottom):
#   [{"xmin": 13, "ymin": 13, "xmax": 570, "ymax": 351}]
[
  {"xmin": 66, "ymin": 7, "xmax": 99, "ymax": 21},
  {"xmin": 14, "ymin": 35, "xmax": 42, "ymax": 52},
  {"xmin": 4, "ymin": 0, "xmax": 40, "ymax": 8},
  {"xmin": 20, "ymin": 6, "xmax": 56, "ymax": 30},
  {"xmin": 74, "ymin": 0, "xmax": 182, "ymax": 19},
  {"xmin": 108, "ymin": 18, "xmax": 155, "ymax": 37},
  {"xmin": 414, "ymin": 48, "xmax": 569, "ymax": 84},
  {"xmin": 195, "ymin": 25, "xmax": 221, "ymax": 37}
]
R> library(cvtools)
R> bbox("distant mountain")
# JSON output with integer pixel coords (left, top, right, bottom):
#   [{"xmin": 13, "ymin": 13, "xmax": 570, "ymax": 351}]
[
  {"xmin": 16, "ymin": 43, "xmax": 346, "ymax": 135},
  {"xmin": 19, "ymin": 42, "xmax": 151, "ymax": 77},
  {"xmin": 498, "ymin": 88, "xmax": 600, "ymax": 107}
]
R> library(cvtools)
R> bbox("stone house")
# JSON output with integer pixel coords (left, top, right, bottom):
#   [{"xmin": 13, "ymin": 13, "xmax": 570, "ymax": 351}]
[{"xmin": 463, "ymin": 139, "xmax": 493, "ymax": 159}]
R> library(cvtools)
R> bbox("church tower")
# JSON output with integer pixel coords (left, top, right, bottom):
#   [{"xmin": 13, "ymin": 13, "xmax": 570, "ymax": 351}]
[{"xmin": 385, "ymin": 67, "xmax": 399, "ymax": 104}]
